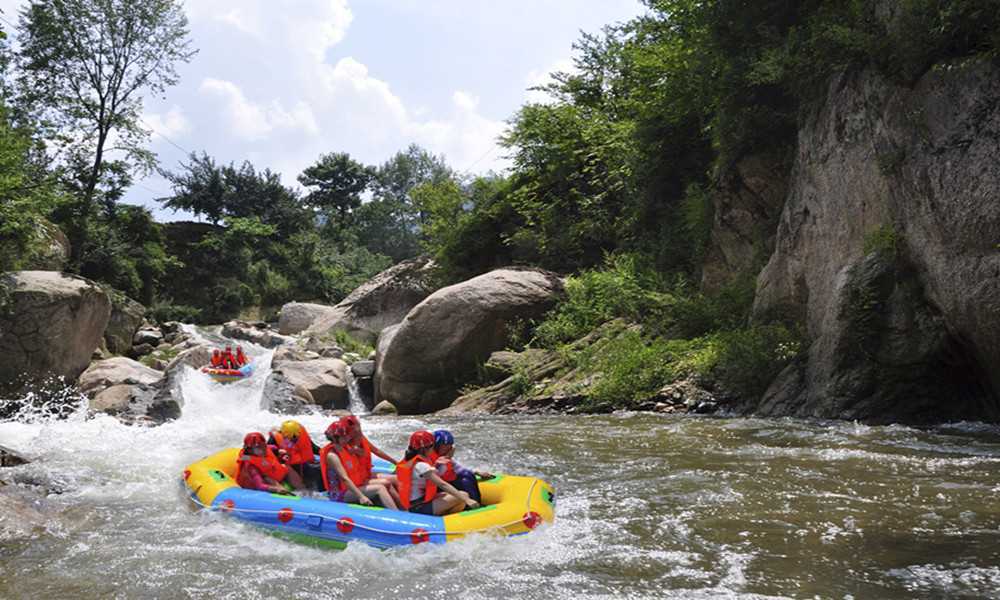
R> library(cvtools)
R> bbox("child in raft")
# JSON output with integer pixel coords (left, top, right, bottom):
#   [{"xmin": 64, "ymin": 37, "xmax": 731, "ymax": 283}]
[
  {"xmin": 320, "ymin": 421, "xmax": 398, "ymax": 508},
  {"xmin": 393, "ymin": 430, "xmax": 479, "ymax": 515},
  {"xmin": 235, "ymin": 432, "xmax": 306, "ymax": 494},
  {"xmin": 431, "ymin": 429, "xmax": 491, "ymax": 504},
  {"xmin": 268, "ymin": 419, "xmax": 323, "ymax": 491}
]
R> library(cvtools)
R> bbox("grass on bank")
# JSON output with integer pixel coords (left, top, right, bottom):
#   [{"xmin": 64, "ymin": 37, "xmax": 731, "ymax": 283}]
[{"xmin": 519, "ymin": 254, "xmax": 803, "ymax": 408}]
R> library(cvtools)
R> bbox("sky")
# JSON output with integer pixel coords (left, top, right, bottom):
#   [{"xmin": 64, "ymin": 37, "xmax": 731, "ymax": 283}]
[{"xmin": 0, "ymin": 0, "xmax": 646, "ymax": 221}]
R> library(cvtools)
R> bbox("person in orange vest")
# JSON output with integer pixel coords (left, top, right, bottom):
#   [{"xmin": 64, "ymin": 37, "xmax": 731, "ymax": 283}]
[
  {"xmin": 235, "ymin": 346, "xmax": 248, "ymax": 367},
  {"xmin": 341, "ymin": 415, "xmax": 397, "ymax": 479},
  {"xmin": 320, "ymin": 421, "xmax": 396, "ymax": 508},
  {"xmin": 393, "ymin": 430, "xmax": 478, "ymax": 515},
  {"xmin": 210, "ymin": 349, "xmax": 223, "ymax": 368},
  {"xmin": 235, "ymin": 432, "xmax": 305, "ymax": 493},
  {"xmin": 431, "ymin": 429, "xmax": 489, "ymax": 505},
  {"xmin": 268, "ymin": 420, "xmax": 322, "ymax": 490},
  {"xmin": 222, "ymin": 346, "xmax": 237, "ymax": 370}
]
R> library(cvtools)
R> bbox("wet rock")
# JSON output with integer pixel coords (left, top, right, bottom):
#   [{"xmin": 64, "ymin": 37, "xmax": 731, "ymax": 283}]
[
  {"xmin": 222, "ymin": 320, "xmax": 294, "ymax": 348},
  {"xmin": 90, "ymin": 384, "xmax": 136, "ymax": 413},
  {"xmin": 0, "ymin": 444, "xmax": 29, "ymax": 467},
  {"xmin": 371, "ymin": 400, "xmax": 397, "ymax": 415},
  {"xmin": 104, "ymin": 291, "xmax": 146, "ymax": 355},
  {"xmin": 286, "ymin": 258, "xmax": 440, "ymax": 343},
  {"xmin": 78, "ymin": 357, "xmax": 162, "ymax": 397},
  {"xmin": 0, "ymin": 271, "xmax": 111, "ymax": 384},
  {"xmin": 261, "ymin": 376, "xmax": 316, "ymax": 414},
  {"xmin": 266, "ymin": 359, "xmax": 348, "ymax": 409},
  {"xmin": 133, "ymin": 327, "xmax": 163, "ymax": 347},
  {"xmin": 128, "ymin": 343, "xmax": 156, "ymax": 359},
  {"xmin": 350, "ymin": 360, "xmax": 375, "ymax": 378},
  {"xmin": 377, "ymin": 268, "xmax": 564, "ymax": 414},
  {"xmin": 272, "ymin": 346, "xmax": 321, "ymax": 367}
]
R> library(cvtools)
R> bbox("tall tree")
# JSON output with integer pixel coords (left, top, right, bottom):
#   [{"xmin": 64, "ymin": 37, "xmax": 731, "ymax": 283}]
[
  {"xmin": 298, "ymin": 152, "xmax": 374, "ymax": 224},
  {"xmin": 15, "ymin": 0, "xmax": 195, "ymax": 264}
]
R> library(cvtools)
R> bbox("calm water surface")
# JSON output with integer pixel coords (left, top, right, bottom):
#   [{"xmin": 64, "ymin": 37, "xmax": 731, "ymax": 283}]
[{"xmin": 2, "ymin": 358, "xmax": 1000, "ymax": 599}]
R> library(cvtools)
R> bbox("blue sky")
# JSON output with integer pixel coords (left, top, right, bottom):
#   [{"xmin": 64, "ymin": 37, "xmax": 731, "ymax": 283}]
[{"xmin": 2, "ymin": 0, "xmax": 646, "ymax": 221}]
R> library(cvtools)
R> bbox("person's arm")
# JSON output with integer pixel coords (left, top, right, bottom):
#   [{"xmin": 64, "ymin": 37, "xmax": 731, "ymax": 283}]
[
  {"xmin": 326, "ymin": 452, "xmax": 373, "ymax": 506},
  {"xmin": 425, "ymin": 470, "xmax": 479, "ymax": 508},
  {"xmin": 367, "ymin": 441, "xmax": 397, "ymax": 465}
]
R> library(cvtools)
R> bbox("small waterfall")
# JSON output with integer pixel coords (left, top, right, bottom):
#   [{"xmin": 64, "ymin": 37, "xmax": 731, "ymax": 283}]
[{"xmin": 346, "ymin": 369, "xmax": 367, "ymax": 415}]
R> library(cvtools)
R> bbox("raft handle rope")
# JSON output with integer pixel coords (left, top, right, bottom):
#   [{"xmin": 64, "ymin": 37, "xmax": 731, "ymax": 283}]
[{"xmin": 186, "ymin": 478, "xmax": 543, "ymax": 538}]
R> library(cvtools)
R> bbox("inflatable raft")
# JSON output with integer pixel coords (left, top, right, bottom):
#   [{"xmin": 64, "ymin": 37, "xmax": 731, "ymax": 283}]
[
  {"xmin": 183, "ymin": 448, "xmax": 555, "ymax": 549},
  {"xmin": 200, "ymin": 363, "xmax": 253, "ymax": 383}
]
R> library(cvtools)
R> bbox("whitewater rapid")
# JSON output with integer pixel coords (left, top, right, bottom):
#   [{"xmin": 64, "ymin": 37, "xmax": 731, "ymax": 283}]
[{"xmin": 3, "ymin": 338, "xmax": 1000, "ymax": 598}]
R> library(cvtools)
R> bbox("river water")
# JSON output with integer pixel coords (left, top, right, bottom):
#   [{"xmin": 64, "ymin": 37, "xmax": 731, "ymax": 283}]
[{"xmin": 2, "ymin": 350, "xmax": 1000, "ymax": 599}]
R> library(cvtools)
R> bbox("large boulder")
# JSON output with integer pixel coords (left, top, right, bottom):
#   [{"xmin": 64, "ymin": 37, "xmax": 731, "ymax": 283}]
[
  {"xmin": 288, "ymin": 257, "xmax": 440, "ymax": 341},
  {"xmin": 750, "ymin": 58, "xmax": 1000, "ymax": 423},
  {"xmin": 103, "ymin": 291, "xmax": 146, "ymax": 355},
  {"xmin": 265, "ymin": 358, "xmax": 348, "ymax": 409},
  {"xmin": 0, "ymin": 271, "xmax": 111, "ymax": 385},
  {"xmin": 376, "ymin": 268, "xmax": 564, "ymax": 414},
  {"xmin": 77, "ymin": 357, "xmax": 162, "ymax": 397}
]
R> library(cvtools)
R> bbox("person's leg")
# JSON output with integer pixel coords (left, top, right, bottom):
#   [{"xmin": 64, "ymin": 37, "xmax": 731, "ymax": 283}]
[
  {"xmin": 361, "ymin": 482, "xmax": 398, "ymax": 510},
  {"xmin": 431, "ymin": 492, "xmax": 464, "ymax": 516},
  {"xmin": 284, "ymin": 467, "xmax": 305, "ymax": 490}
]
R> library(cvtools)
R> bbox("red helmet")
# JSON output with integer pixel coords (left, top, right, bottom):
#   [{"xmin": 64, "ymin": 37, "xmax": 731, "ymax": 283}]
[
  {"xmin": 325, "ymin": 421, "xmax": 347, "ymax": 441},
  {"xmin": 341, "ymin": 415, "xmax": 360, "ymax": 431},
  {"xmin": 409, "ymin": 430, "xmax": 435, "ymax": 450},
  {"xmin": 243, "ymin": 432, "xmax": 266, "ymax": 448}
]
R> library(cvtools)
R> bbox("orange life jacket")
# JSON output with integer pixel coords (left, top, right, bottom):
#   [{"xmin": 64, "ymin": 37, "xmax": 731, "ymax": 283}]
[
  {"xmin": 345, "ymin": 435, "xmax": 373, "ymax": 482},
  {"xmin": 320, "ymin": 442, "xmax": 366, "ymax": 493},
  {"xmin": 396, "ymin": 455, "xmax": 437, "ymax": 510},
  {"xmin": 235, "ymin": 446, "xmax": 287, "ymax": 484},
  {"xmin": 272, "ymin": 429, "xmax": 315, "ymax": 466},
  {"xmin": 211, "ymin": 354, "xmax": 223, "ymax": 367},
  {"xmin": 222, "ymin": 351, "xmax": 236, "ymax": 369},
  {"xmin": 430, "ymin": 450, "xmax": 457, "ymax": 482},
  {"xmin": 236, "ymin": 348, "xmax": 248, "ymax": 366}
]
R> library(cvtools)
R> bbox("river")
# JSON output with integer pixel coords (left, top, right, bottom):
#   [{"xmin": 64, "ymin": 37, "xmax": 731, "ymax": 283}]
[{"xmin": 2, "ymin": 348, "xmax": 1000, "ymax": 599}]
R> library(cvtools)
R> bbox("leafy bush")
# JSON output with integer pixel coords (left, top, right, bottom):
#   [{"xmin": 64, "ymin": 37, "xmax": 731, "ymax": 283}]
[
  {"xmin": 150, "ymin": 302, "xmax": 202, "ymax": 324},
  {"xmin": 333, "ymin": 330, "xmax": 375, "ymax": 359}
]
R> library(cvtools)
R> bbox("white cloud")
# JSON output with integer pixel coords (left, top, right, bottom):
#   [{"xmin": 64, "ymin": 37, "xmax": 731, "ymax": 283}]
[
  {"xmin": 143, "ymin": 106, "xmax": 191, "ymax": 139},
  {"xmin": 199, "ymin": 78, "xmax": 318, "ymax": 141},
  {"xmin": 525, "ymin": 57, "xmax": 576, "ymax": 104}
]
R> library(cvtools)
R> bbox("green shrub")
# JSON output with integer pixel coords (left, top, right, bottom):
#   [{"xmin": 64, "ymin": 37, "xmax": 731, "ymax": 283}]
[
  {"xmin": 533, "ymin": 253, "xmax": 669, "ymax": 347},
  {"xmin": 863, "ymin": 224, "xmax": 901, "ymax": 258},
  {"xmin": 333, "ymin": 330, "xmax": 374, "ymax": 359},
  {"xmin": 150, "ymin": 302, "xmax": 202, "ymax": 324}
]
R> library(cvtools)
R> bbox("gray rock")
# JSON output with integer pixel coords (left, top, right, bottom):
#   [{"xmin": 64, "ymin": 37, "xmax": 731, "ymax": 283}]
[
  {"xmin": 272, "ymin": 346, "xmax": 321, "ymax": 367},
  {"xmin": 222, "ymin": 320, "xmax": 294, "ymax": 348},
  {"xmin": 751, "ymin": 59, "xmax": 1000, "ymax": 423},
  {"xmin": 294, "ymin": 257, "xmax": 440, "ymax": 341},
  {"xmin": 0, "ymin": 271, "xmax": 111, "ymax": 384},
  {"xmin": 377, "ymin": 268, "xmax": 564, "ymax": 414},
  {"xmin": 0, "ymin": 444, "xmax": 29, "ymax": 467},
  {"xmin": 128, "ymin": 343, "xmax": 155, "ymax": 359},
  {"xmin": 104, "ymin": 292, "xmax": 146, "ymax": 355},
  {"xmin": 350, "ymin": 360, "xmax": 375, "ymax": 378},
  {"xmin": 371, "ymin": 400, "xmax": 397, "ymax": 415},
  {"xmin": 90, "ymin": 384, "xmax": 136, "ymax": 413},
  {"xmin": 132, "ymin": 328, "xmax": 163, "ymax": 347},
  {"xmin": 266, "ymin": 358, "xmax": 348, "ymax": 409},
  {"xmin": 78, "ymin": 357, "xmax": 162, "ymax": 397}
]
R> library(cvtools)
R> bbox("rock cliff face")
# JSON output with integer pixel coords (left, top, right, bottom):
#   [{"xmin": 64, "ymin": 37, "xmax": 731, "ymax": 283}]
[{"xmin": 744, "ymin": 58, "xmax": 1000, "ymax": 423}]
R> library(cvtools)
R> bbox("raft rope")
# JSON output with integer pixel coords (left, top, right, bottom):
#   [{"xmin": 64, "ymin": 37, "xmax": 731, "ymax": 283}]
[{"xmin": 187, "ymin": 478, "xmax": 543, "ymax": 538}]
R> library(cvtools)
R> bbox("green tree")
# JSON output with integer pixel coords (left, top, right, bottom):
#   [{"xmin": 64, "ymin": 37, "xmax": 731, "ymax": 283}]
[
  {"xmin": 14, "ymin": 0, "xmax": 195, "ymax": 265},
  {"xmin": 298, "ymin": 152, "xmax": 374, "ymax": 226}
]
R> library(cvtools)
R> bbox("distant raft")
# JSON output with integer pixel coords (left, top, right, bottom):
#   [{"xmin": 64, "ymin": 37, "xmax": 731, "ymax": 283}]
[
  {"xmin": 200, "ymin": 363, "xmax": 253, "ymax": 383},
  {"xmin": 182, "ymin": 447, "xmax": 556, "ymax": 550}
]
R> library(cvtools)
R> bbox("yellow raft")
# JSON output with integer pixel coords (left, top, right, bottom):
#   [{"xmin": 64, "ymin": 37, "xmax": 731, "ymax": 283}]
[{"xmin": 183, "ymin": 448, "xmax": 556, "ymax": 549}]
